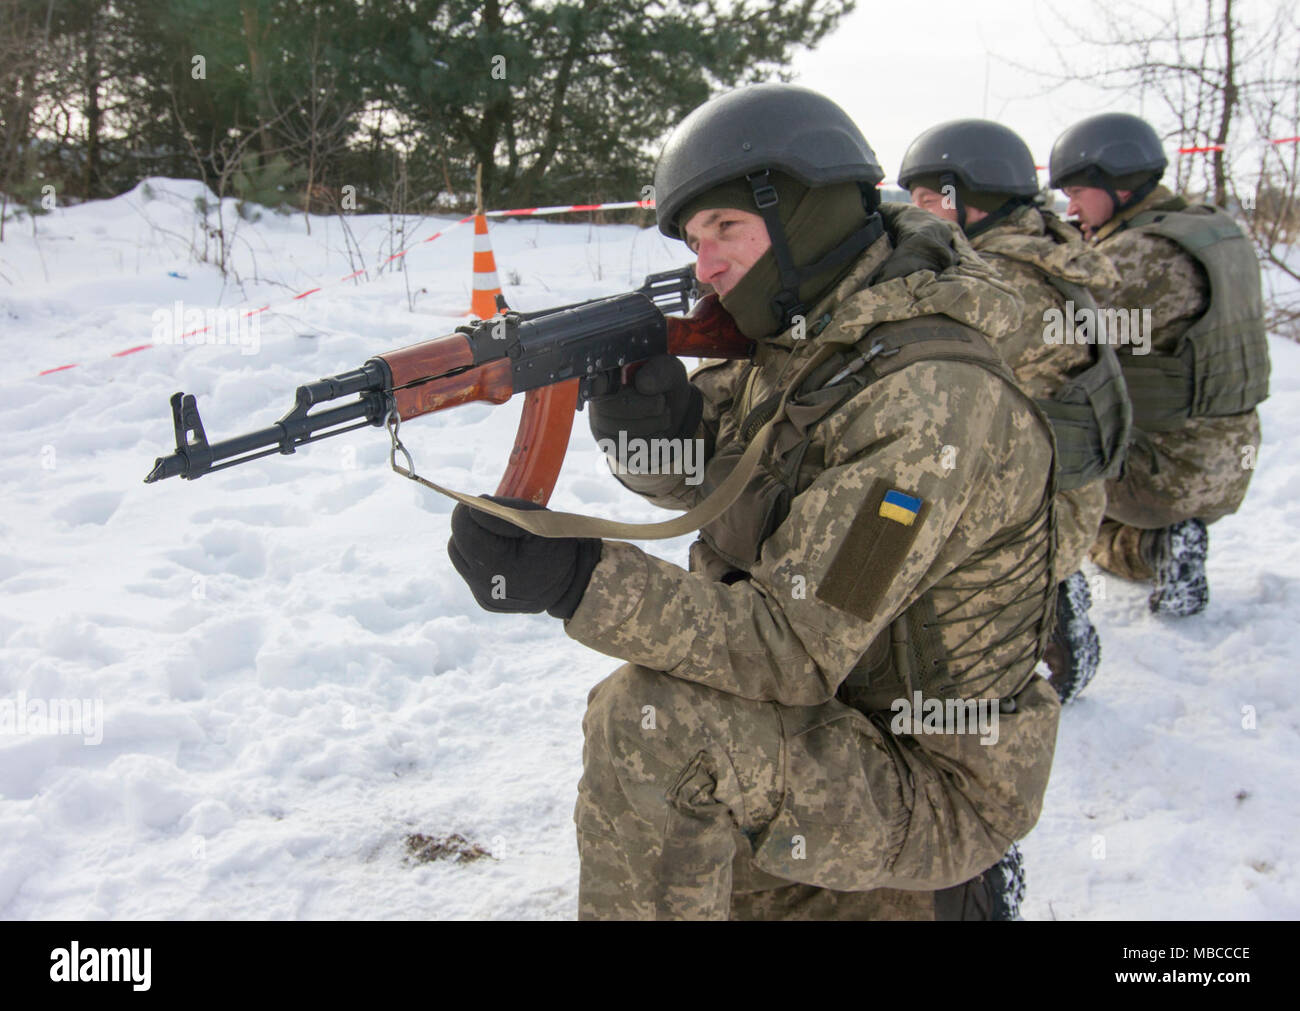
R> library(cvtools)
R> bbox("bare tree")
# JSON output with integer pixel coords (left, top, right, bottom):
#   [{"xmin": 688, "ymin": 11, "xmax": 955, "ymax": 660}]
[
  {"xmin": 265, "ymin": 18, "xmax": 362, "ymax": 236},
  {"xmin": 1019, "ymin": 0, "xmax": 1300, "ymax": 332},
  {"xmin": 169, "ymin": 88, "xmax": 294, "ymax": 282},
  {"xmin": 1231, "ymin": 7, "xmax": 1300, "ymax": 333}
]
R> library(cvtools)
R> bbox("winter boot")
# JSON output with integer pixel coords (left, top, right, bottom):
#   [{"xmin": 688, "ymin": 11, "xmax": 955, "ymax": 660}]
[
  {"xmin": 1044, "ymin": 570, "xmax": 1101, "ymax": 704},
  {"xmin": 933, "ymin": 843, "xmax": 1026, "ymax": 921},
  {"xmin": 1144, "ymin": 518, "xmax": 1209, "ymax": 617},
  {"xmin": 986, "ymin": 842, "xmax": 1026, "ymax": 921}
]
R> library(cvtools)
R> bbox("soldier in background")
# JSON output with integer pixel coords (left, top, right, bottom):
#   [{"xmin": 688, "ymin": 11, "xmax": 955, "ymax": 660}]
[
  {"xmin": 1050, "ymin": 113, "xmax": 1269, "ymax": 616},
  {"xmin": 899, "ymin": 118, "xmax": 1128, "ymax": 706},
  {"xmin": 447, "ymin": 84, "xmax": 1062, "ymax": 919}
]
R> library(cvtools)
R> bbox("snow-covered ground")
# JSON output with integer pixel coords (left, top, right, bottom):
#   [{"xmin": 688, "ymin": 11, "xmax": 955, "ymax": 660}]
[{"xmin": 1, "ymin": 179, "xmax": 1296, "ymax": 920}]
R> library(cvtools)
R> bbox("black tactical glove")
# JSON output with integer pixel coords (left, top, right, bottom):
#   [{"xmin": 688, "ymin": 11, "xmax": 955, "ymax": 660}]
[
  {"xmin": 588, "ymin": 354, "xmax": 703, "ymax": 449},
  {"xmin": 447, "ymin": 495, "xmax": 602, "ymax": 620}
]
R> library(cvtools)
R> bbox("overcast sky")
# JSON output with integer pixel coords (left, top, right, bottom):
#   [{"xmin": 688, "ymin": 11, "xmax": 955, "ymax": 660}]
[{"xmin": 787, "ymin": 0, "xmax": 1285, "ymax": 187}]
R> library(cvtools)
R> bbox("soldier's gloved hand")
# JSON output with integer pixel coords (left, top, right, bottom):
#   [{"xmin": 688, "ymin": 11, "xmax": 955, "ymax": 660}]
[
  {"xmin": 447, "ymin": 495, "xmax": 602, "ymax": 619},
  {"xmin": 588, "ymin": 354, "xmax": 703, "ymax": 449}
]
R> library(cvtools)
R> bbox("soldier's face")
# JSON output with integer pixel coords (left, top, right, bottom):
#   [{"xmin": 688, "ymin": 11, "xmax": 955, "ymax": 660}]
[
  {"xmin": 683, "ymin": 208, "xmax": 772, "ymax": 297},
  {"xmin": 1064, "ymin": 185, "xmax": 1115, "ymax": 237},
  {"xmin": 909, "ymin": 186, "xmax": 958, "ymax": 223}
]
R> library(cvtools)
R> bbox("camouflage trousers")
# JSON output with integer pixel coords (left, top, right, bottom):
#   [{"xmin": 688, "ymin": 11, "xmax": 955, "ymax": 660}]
[
  {"xmin": 574, "ymin": 663, "xmax": 1060, "ymax": 920},
  {"xmin": 1055, "ymin": 481, "xmax": 1107, "ymax": 581},
  {"xmin": 1089, "ymin": 410, "xmax": 1260, "ymax": 579},
  {"xmin": 1090, "ymin": 520, "xmax": 1155, "ymax": 581}
]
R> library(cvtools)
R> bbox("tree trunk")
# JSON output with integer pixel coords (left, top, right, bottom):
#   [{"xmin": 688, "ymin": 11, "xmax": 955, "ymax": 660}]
[
  {"xmin": 510, "ymin": 3, "xmax": 590, "ymax": 205},
  {"xmin": 240, "ymin": 0, "xmax": 273, "ymax": 155},
  {"xmin": 478, "ymin": 0, "xmax": 512, "ymax": 204},
  {"xmin": 1213, "ymin": 0, "xmax": 1237, "ymax": 209},
  {"xmin": 84, "ymin": 9, "xmax": 102, "ymax": 199}
]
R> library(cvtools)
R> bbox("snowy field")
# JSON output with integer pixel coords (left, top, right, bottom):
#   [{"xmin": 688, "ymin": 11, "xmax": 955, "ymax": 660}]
[{"xmin": 0, "ymin": 179, "xmax": 1296, "ymax": 920}]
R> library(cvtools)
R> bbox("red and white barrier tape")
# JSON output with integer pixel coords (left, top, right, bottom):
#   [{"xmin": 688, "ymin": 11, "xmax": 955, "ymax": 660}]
[
  {"xmin": 29, "ymin": 144, "xmax": 1300, "ymax": 379},
  {"xmin": 35, "ymin": 198, "xmax": 657, "ymax": 378},
  {"xmin": 1179, "ymin": 137, "xmax": 1300, "ymax": 152}
]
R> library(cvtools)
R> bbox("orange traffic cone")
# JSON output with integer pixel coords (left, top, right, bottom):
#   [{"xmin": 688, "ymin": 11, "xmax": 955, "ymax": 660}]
[{"xmin": 470, "ymin": 213, "xmax": 503, "ymax": 319}]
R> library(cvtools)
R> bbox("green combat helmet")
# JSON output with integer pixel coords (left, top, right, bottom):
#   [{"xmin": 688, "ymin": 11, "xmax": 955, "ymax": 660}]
[
  {"xmin": 653, "ymin": 83, "xmax": 886, "ymax": 330},
  {"xmin": 1049, "ymin": 112, "xmax": 1168, "ymax": 214},
  {"xmin": 898, "ymin": 118, "xmax": 1040, "ymax": 235}
]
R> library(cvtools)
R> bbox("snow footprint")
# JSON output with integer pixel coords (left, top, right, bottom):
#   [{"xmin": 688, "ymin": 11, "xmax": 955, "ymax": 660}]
[
  {"xmin": 51, "ymin": 490, "xmax": 123, "ymax": 527},
  {"xmin": 164, "ymin": 525, "xmax": 267, "ymax": 577}
]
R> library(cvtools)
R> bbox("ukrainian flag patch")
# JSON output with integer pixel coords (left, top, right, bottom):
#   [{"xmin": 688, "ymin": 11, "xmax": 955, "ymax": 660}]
[
  {"xmin": 818, "ymin": 479, "xmax": 930, "ymax": 620},
  {"xmin": 878, "ymin": 489, "xmax": 923, "ymax": 526}
]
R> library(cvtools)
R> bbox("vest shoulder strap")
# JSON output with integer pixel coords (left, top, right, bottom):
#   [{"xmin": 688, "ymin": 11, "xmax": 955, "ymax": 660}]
[
  {"xmin": 1042, "ymin": 272, "xmax": 1099, "ymax": 315},
  {"xmin": 1128, "ymin": 203, "xmax": 1242, "ymax": 249},
  {"xmin": 855, "ymin": 315, "xmax": 1016, "ymax": 388}
]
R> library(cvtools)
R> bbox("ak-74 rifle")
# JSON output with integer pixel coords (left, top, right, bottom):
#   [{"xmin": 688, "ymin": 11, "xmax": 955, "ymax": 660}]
[{"xmin": 143, "ymin": 268, "xmax": 754, "ymax": 510}]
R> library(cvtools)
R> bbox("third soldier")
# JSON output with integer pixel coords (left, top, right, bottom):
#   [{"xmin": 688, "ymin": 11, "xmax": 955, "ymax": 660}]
[{"xmin": 1050, "ymin": 112, "xmax": 1269, "ymax": 616}]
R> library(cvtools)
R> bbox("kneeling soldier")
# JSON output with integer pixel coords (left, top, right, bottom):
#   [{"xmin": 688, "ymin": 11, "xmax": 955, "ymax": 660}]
[
  {"xmin": 1051, "ymin": 112, "xmax": 1269, "ymax": 616},
  {"xmin": 448, "ymin": 85, "xmax": 1062, "ymax": 919}
]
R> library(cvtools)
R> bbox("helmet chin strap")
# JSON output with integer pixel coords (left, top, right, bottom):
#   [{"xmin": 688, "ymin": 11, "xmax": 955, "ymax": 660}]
[
  {"xmin": 1085, "ymin": 167, "xmax": 1159, "ymax": 218},
  {"xmin": 746, "ymin": 170, "xmax": 806, "ymax": 325},
  {"xmin": 963, "ymin": 197, "xmax": 1033, "ymax": 240},
  {"xmin": 745, "ymin": 170, "xmax": 885, "ymax": 329}
]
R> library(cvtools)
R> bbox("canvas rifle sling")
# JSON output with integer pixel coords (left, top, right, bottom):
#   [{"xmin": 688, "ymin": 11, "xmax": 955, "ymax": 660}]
[{"xmin": 387, "ymin": 341, "xmax": 850, "ymax": 540}]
